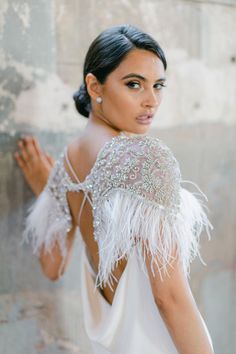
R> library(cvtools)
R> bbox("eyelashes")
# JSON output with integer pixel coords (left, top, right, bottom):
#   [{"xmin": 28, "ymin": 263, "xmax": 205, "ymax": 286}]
[{"xmin": 125, "ymin": 81, "xmax": 167, "ymax": 90}]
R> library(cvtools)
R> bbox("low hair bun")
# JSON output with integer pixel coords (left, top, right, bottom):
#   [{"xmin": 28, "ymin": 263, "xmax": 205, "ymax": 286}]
[{"xmin": 73, "ymin": 83, "xmax": 91, "ymax": 118}]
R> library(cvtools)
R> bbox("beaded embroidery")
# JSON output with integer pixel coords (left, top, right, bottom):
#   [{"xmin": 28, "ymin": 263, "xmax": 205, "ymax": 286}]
[
  {"xmin": 83, "ymin": 133, "xmax": 182, "ymax": 238},
  {"xmin": 23, "ymin": 132, "xmax": 213, "ymax": 288},
  {"xmin": 45, "ymin": 156, "xmax": 74, "ymax": 234}
]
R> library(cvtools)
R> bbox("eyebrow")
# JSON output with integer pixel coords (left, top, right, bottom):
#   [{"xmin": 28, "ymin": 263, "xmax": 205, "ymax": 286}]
[{"xmin": 121, "ymin": 73, "xmax": 166, "ymax": 82}]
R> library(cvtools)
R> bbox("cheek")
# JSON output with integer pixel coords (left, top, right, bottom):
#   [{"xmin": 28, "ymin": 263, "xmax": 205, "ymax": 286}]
[
  {"xmin": 105, "ymin": 85, "xmax": 137, "ymax": 111},
  {"xmin": 157, "ymin": 90, "xmax": 163, "ymax": 99}
]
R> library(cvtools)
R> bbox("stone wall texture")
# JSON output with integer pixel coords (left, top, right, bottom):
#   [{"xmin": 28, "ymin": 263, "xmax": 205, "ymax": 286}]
[{"xmin": 0, "ymin": 0, "xmax": 235, "ymax": 353}]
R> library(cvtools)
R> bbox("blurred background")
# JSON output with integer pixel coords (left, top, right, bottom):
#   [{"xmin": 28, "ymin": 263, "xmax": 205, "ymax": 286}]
[{"xmin": 0, "ymin": 0, "xmax": 235, "ymax": 353}]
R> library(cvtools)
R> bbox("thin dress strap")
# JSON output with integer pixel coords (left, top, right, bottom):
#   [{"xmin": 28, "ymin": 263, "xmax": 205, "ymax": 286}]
[{"xmin": 64, "ymin": 146, "xmax": 93, "ymax": 225}]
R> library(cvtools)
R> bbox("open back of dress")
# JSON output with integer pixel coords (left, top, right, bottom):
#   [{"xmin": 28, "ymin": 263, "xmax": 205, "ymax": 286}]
[
  {"xmin": 22, "ymin": 131, "xmax": 214, "ymax": 353},
  {"xmin": 81, "ymin": 233, "xmax": 213, "ymax": 354}
]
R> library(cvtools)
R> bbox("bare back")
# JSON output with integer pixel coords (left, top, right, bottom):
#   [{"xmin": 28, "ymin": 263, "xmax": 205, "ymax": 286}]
[{"xmin": 64, "ymin": 131, "xmax": 127, "ymax": 306}]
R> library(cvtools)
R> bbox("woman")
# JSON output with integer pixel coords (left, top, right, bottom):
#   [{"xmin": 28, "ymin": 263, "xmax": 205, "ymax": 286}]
[{"xmin": 14, "ymin": 24, "xmax": 214, "ymax": 354}]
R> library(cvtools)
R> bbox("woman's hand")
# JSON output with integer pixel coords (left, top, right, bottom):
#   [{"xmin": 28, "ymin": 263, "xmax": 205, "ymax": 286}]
[{"xmin": 14, "ymin": 135, "xmax": 55, "ymax": 196}]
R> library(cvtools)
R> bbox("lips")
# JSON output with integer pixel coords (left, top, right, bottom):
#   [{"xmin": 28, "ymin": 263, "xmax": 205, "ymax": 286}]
[
  {"xmin": 136, "ymin": 114, "xmax": 154, "ymax": 125},
  {"xmin": 136, "ymin": 114, "xmax": 153, "ymax": 121}
]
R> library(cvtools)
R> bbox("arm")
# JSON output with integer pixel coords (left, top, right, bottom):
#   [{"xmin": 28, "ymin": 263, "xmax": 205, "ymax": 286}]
[
  {"xmin": 145, "ymin": 251, "xmax": 214, "ymax": 354},
  {"xmin": 16, "ymin": 135, "xmax": 79, "ymax": 280},
  {"xmin": 39, "ymin": 222, "xmax": 77, "ymax": 281},
  {"xmin": 21, "ymin": 152, "xmax": 78, "ymax": 281}
]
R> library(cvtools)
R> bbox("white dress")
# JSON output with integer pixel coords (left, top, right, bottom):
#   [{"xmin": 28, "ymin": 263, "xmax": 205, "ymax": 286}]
[{"xmin": 22, "ymin": 131, "xmax": 214, "ymax": 353}]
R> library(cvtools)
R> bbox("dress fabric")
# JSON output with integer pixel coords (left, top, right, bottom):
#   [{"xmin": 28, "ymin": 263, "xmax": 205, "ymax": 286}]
[
  {"xmin": 22, "ymin": 131, "xmax": 214, "ymax": 353},
  {"xmin": 80, "ymin": 237, "xmax": 213, "ymax": 354}
]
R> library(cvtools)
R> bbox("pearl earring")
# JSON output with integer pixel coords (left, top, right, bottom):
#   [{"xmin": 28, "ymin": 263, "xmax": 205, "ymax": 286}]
[{"xmin": 96, "ymin": 96, "xmax": 102, "ymax": 103}]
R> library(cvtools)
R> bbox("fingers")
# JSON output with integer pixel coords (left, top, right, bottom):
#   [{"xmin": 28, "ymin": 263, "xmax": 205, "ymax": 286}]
[
  {"xmin": 45, "ymin": 153, "xmax": 55, "ymax": 166},
  {"xmin": 17, "ymin": 138, "xmax": 34, "ymax": 166},
  {"xmin": 32, "ymin": 136, "xmax": 44, "ymax": 157},
  {"xmin": 14, "ymin": 134, "xmax": 54, "ymax": 170},
  {"xmin": 14, "ymin": 135, "xmax": 37, "ymax": 167},
  {"xmin": 13, "ymin": 134, "xmax": 54, "ymax": 196},
  {"xmin": 14, "ymin": 150, "xmax": 28, "ymax": 172},
  {"xmin": 20, "ymin": 135, "xmax": 46, "ymax": 159},
  {"xmin": 23, "ymin": 136, "xmax": 39, "ymax": 162}
]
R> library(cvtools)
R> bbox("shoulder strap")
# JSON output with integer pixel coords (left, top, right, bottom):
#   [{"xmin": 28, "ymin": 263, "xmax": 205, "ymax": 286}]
[
  {"xmin": 64, "ymin": 146, "xmax": 93, "ymax": 225},
  {"xmin": 64, "ymin": 146, "xmax": 81, "ymax": 184}
]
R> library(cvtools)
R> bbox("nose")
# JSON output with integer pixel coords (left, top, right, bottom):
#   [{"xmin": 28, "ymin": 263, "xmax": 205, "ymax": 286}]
[{"xmin": 142, "ymin": 88, "xmax": 159, "ymax": 109}]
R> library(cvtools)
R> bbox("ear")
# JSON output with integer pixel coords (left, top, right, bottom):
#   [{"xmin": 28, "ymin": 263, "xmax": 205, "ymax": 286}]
[{"xmin": 85, "ymin": 73, "xmax": 103, "ymax": 100}]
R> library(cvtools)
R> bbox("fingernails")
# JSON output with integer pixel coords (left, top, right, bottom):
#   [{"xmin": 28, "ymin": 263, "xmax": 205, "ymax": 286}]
[
  {"xmin": 20, "ymin": 134, "xmax": 30, "ymax": 141},
  {"xmin": 24, "ymin": 135, "xmax": 32, "ymax": 141}
]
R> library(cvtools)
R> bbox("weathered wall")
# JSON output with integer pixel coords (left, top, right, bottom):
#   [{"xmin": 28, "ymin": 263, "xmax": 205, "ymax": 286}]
[{"xmin": 0, "ymin": 0, "xmax": 235, "ymax": 353}]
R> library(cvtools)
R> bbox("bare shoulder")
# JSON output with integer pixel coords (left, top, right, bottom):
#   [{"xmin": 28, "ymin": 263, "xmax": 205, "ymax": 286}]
[{"xmin": 65, "ymin": 130, "xmax": 120, "ymax": 181}]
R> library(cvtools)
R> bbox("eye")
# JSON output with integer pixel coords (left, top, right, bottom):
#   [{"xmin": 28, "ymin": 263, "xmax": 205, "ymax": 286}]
[
  {"xmin": 125, "ymin": 81, "xmax": 141, "ymax": 89},
  {"xmin": 154, "ymin": 83, "xmax": 167, "ymax": 90},
  {"xmin": 125, "ymin": 81, "xmax": 167, "ymax": 90}
]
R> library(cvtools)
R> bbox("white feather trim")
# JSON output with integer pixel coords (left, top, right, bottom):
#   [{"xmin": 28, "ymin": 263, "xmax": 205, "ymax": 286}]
[
  {"xmin": 21, "ymin": 189, "xmax": 72, "ymax": 276},
  {"xmin": 94, "ymin": 184, "xmax": 213, "ymax": 290}
]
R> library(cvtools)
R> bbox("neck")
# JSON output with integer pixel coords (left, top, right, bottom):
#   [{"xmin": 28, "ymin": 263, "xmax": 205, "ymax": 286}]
[
  {"xmin": 83, "ymin": 111, "xmax": 120, "ymax": 137},
  {"xmin": 84, "ymin": 111, "xmax": 148, "ymax": 138}
]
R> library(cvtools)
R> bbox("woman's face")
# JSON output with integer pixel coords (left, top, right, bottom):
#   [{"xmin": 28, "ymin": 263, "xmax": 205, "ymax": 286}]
[{"xmin": 89, "ymin": 48, "xmax": 166, "ymax": 135}]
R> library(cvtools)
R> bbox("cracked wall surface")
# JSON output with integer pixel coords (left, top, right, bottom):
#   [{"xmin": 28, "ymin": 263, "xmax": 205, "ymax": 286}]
[{"xmin": 0, "ymin": 0, "xmax": 236, "ymax": 353}]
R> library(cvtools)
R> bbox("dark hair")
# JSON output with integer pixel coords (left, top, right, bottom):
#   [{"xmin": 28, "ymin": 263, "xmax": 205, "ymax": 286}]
[{"xmin": 73, "ymin": 24, "xmax": 167, "ymax": 118}]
